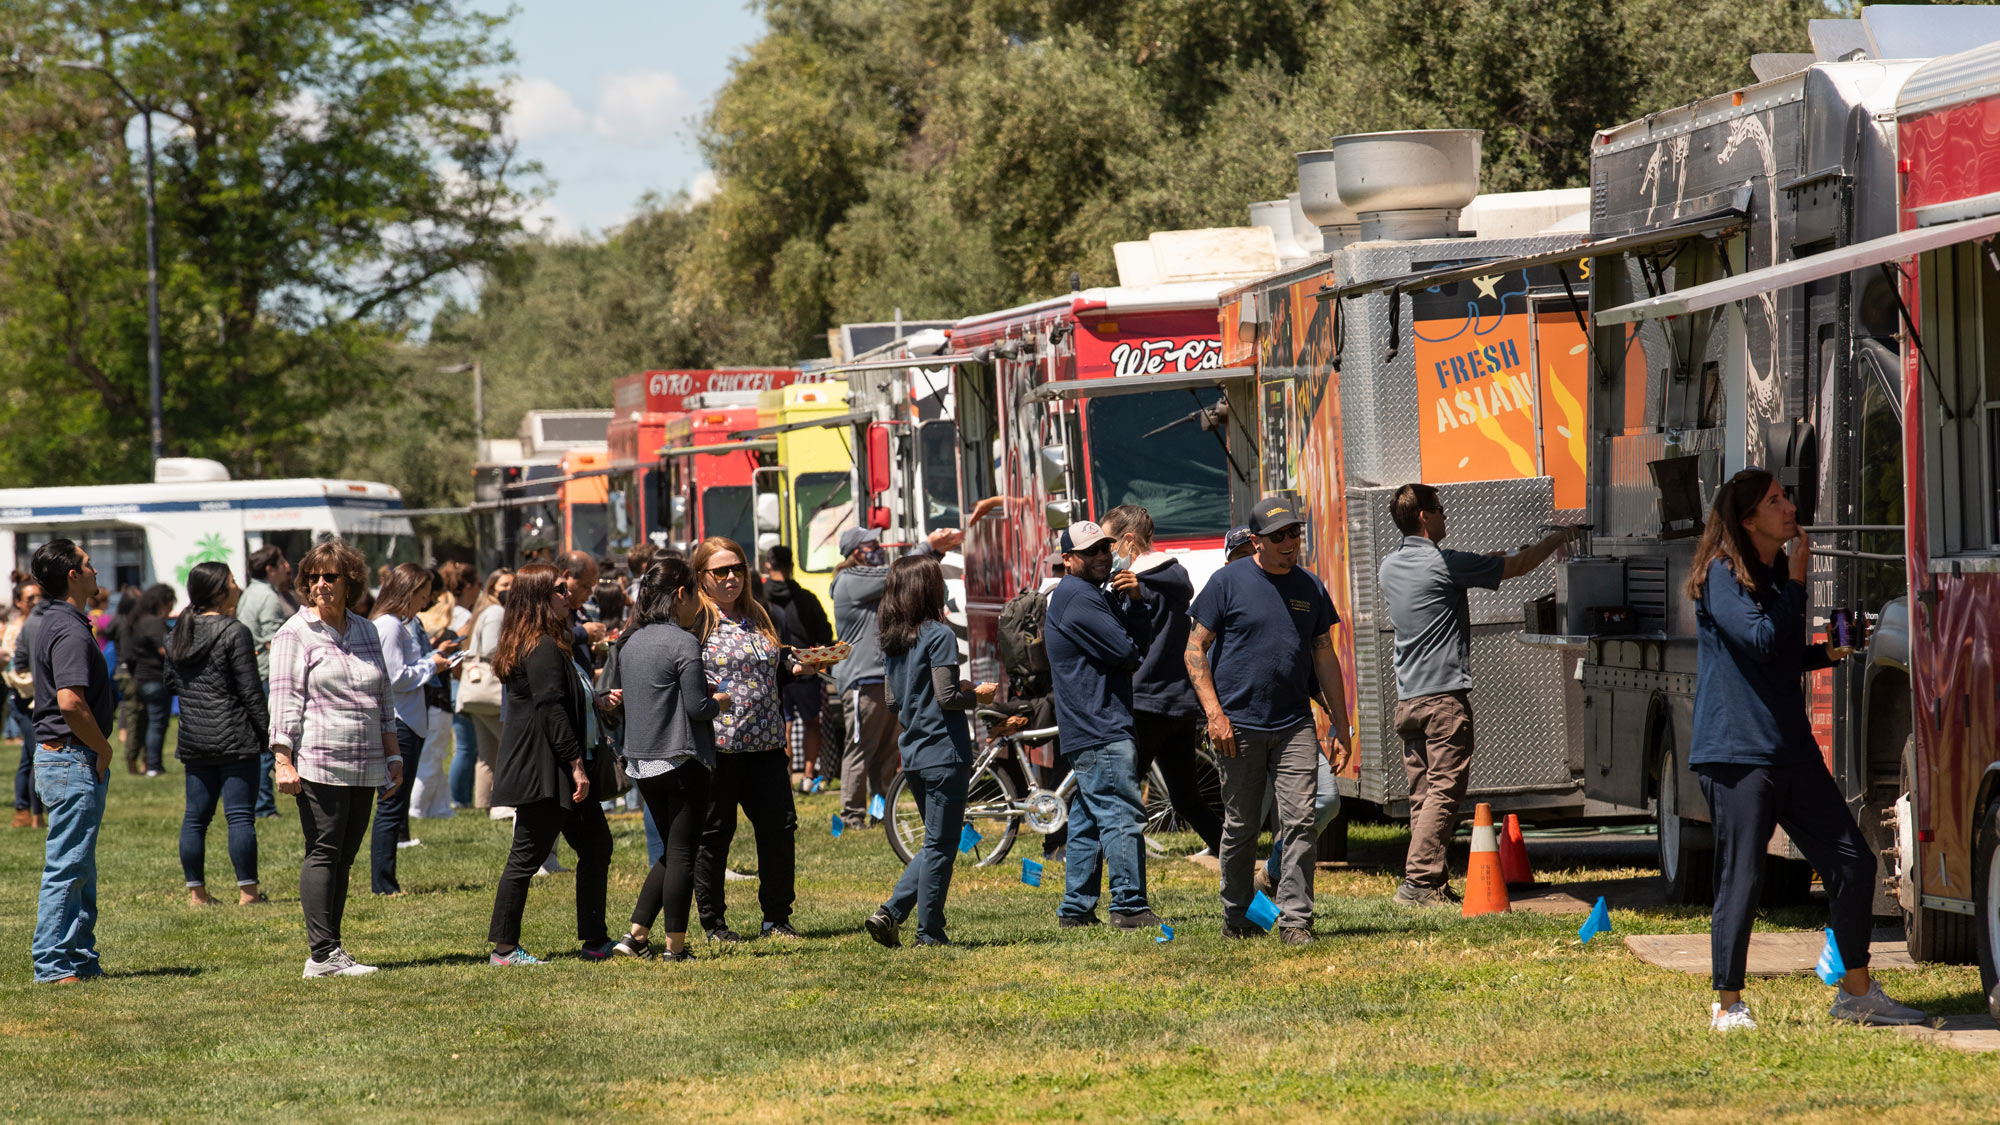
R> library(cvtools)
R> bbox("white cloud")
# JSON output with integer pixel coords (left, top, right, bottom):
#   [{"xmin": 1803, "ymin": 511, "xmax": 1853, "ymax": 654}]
[
  {"xmin": 685, "ymin": 168, "xmax": 720, "ymax": 207},
  {"xmin": 505, "ymin": 77, "xmax": 587, "ymax": 142},
  {"xmin": 590, "ymin": 70, "xmax": 691, "ymax": 143}
]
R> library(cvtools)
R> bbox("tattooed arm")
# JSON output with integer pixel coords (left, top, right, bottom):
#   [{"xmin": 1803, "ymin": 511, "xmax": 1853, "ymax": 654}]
[{"xmin": 1184, "ymin": 621, "xmax": 1236, "ymax": 757}]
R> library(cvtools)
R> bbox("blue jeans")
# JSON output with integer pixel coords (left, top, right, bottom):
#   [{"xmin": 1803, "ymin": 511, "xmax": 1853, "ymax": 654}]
[
  {"xmin": 180, "ymin": 758, "xmax": 260, "ymax": 888},
  {"xmin": 254, "ymin": 679, "xmax": 277, "ymax": 817},
  {"xmin": 13, "ymin": 697, "xmax": 41, "ymax": 814},
  {"xmin": 1060, "ymin": 739, "xmax": 1149, "ymax": 918},
  {"xmin": 884, "ymin": 763, "xmax": 967, "ymax": 943},
  {"xmin": 32, "ymin": 747, "xmax": 107, "ymax": 981},
  {"xmin": 642, "ymin": 799, "xmax": 664, "ymax": 867},
  {"xmin": 370, "ymin": 720, "xmax": 422, "ymax": 894},
  {"xmin": 448, "ymin": 711, "xmax": 477, "ymax": 808},
  {"xmin": 1265, "ymin": 751, "xmax": 1342, "ymax": 886},
  {"xmin": 135, "ymin": 679, "xmax": 170, "ymax": 772}
]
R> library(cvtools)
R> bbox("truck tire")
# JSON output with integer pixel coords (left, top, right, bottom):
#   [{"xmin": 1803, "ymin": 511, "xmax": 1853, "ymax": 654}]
[
  {"xmin": 1974, "ymin": 797, "xmax": 1999, "ymax": 1010},
  {"xmin": 1897, "ymin": 736, "xmax": 1978, "ymax": 963},
  {"xmin": 1656, "ymin": 735, "xmax": 1713, "ymax": 905}
]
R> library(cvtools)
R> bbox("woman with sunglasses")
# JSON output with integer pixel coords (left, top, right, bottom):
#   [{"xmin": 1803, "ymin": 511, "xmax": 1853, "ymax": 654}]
[
  {"xmin": 1687, "ymin": 470, "xmax": 1924, "ymax": 1032},
  {"xmin": 485, "ymin": 564, "xmax": 616, "ymax": 965},
  {"xmin": 612, "ymin": 557, "xmax": 726, "ymax": 962},
  {"xmin": 687, "ymin": 537, "xmax": 831, "ymax": 943},
  {"xmin": 268, "ymin": 540, "xmax": 401, "ymax": 978}
]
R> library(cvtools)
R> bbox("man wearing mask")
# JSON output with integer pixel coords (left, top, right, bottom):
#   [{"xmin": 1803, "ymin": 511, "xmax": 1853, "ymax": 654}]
[
  {"xmin": 1101, "ymin": 505, "xmax": 1220, "ymax": 856},
  {"xmin": 1044, "ymin": 521, "xmax": 1161, "ymax": 931}
]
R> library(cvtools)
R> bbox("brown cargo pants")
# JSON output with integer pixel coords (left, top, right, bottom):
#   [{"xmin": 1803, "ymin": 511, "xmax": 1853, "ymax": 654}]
[{"xmin": 1393, "ymin": 689, "xmax": 1475, "ymax": 888}]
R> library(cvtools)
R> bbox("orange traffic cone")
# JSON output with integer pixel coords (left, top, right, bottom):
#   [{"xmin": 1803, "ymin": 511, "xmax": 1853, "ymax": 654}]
[
  {"xmin": 1499, "ymin": 813, "xmax": 1535, "ymax": 887},
  {"xmin": 1461, "ymin": 803, "xmax": 1511, "ymax": 917}
]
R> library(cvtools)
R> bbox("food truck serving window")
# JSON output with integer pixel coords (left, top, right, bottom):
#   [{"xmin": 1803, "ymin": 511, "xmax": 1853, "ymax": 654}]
[
  {"xmin": 702, "ymin": 486, "xmax": 755, "ymax": 557},
  {"xmin": 918, "ymin": 420, "xmax": 962, "ymax": 531},
  {"xmin": 1083, "ymin": 389, "xmax": 1230, "ymax": 540},
  {"xmin": 795, "ymin": 471, "xmax": 856, "ymax": 573}
]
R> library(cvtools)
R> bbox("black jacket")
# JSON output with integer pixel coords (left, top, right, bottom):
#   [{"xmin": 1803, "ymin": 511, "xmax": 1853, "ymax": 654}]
[
  {"xmin": 164, "ymin": 615, "xmax": 269, "ymax": 762},
  {"xmin": 492, "ymin": 636, "xmax": 589, "ymax": 809},
  {"xmin": 765, "ymin": 577, "xmax": 833, "ymax": 647}
]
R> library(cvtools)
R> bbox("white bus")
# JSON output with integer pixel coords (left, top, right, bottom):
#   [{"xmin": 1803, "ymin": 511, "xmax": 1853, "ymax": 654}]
[{"xmin": 0, "ymin": 460, "xmax": 419, "ymax": 602}]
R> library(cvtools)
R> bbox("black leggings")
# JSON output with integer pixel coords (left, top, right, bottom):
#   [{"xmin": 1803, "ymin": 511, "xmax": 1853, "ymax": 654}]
[
  {"xmin": 1698, "ymin": 761, "xmax": 1875, "ymax": 992},
  {"xmin": 694, "ymin": 749, "xmax": 797, "ymax": 932},
  {"xmin": 1134, "ymin": 710, "xmax": 1222, "ymax": 853},
  {"xmin": 488, "ymin": 797, "xmax": 613, "ymax": 949},
  {"xmin": 631, "ymin": 761, "xmax": 712, "ymax": 934}
]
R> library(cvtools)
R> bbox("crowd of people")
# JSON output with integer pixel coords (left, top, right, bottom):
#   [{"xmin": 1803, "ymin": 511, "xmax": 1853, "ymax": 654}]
[{"xmin": 9, "ymin": 478, "xmax": 1930, "ymax": 1029}]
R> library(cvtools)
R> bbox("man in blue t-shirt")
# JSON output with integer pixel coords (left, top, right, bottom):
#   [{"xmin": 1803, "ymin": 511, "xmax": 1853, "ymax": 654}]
[
  {"xmin": 1043, "ymin": 520, "xmax": 1161, "ymax": 930},
  {"xmin": 1188, "ymin": 496, "xmax": 1351, "ymax": 944},
  {"xmin": 1377, "ymin": 483, "xmax": 1571, "ymax": 908}
]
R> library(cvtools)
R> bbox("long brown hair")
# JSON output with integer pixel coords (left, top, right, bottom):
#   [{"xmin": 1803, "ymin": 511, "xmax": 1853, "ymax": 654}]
[
  {"xmin": 470, "ymin": 567, "xmax": 512, "ymax": 624},
  {"xmin": 491, "ymin": 563, "xmax": 573, "ymax": 678},
  {"xmin": 689, "ymin": 536, "xmax": 779, "ymax": 645},
  {"xmin": 1684, "ymin": 468, "xmax": 1779, "ymax": 601},
  {"xmin": 373, "ymin": 563, "xmax": 436, "ymax": 621},
  {"xmin": 879, "ymin": 555, "xmax": 947, "ymax": 657}
]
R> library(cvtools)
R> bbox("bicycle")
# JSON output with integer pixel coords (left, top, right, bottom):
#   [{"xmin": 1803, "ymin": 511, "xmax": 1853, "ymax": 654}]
[{"xmin": 882, "ymin": 709, "xmax": 1223, "ymax": 867}]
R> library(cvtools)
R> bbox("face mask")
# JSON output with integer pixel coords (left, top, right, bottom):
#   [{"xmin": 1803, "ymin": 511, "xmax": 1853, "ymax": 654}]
[{"xmin": 862, "ymin": 546, "xmax": 886, "ymax": 566}]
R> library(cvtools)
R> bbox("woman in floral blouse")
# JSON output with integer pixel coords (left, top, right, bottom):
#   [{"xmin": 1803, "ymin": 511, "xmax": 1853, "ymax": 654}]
[{"xmin": 687, "ymin": 537, "xmax": 831, "ymax": 943}]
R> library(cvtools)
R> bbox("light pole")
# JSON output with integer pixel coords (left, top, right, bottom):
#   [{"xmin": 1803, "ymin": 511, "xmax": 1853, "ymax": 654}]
[{"xmin": 59, "ymin": 60, "xmax": 164, "ymax": 469}]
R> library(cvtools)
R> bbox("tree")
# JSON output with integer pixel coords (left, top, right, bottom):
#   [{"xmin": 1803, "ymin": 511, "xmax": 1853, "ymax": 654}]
[{"xmin": 0, "ymin": 0, "xmax": 537, "ymax": 485}]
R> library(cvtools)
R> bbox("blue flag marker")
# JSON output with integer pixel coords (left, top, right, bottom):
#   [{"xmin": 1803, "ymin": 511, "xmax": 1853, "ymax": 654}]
[
  {"xmin": 810, "ymin": 776, "xmax": 825, "ymax": 794},
  {"xmin": 869, "ymin": 794, "xmax": 885, "ymax": 820},
  {"xmin": 829, "ymin": 813, "xmax": 843, "ymax": 838},
  {"xmin": 1246, "ymin": 891, "xmax": 1280, "ymax": 932},
  {"xmin": 1156, "ymin": 924, "xmax": 1175, "ymax": 944},
  {"xmin": 1021, "ymin": 858, "xmax": 1043, "ymax": 886},
  {"xmin": 1816, "ymin": 926, "xmax": 1847, "ymax": 986},
  {"xmin": 1577, "ymin": 896, "xmax": 1612, "ymax": 942},
  {"xmin": 958, "ymin": 822, "xmax": 983, "ymax": 854}
]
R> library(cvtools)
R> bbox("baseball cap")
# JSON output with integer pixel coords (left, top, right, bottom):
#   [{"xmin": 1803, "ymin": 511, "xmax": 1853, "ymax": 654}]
[
  {"xmin": 837, "ymin": 528, "xmax": 880, "ymax": 556},
  {"xmin": 1223, "ymin": 526, "xmax": 1254, "ymax": 554},
  {"xmin": 1247, "ymin": 496, "xmax": 1306, "ymax": 536},
  {"xmin": 1060, "ymin": 521, "xmax": 1113, "ymax": 554}
]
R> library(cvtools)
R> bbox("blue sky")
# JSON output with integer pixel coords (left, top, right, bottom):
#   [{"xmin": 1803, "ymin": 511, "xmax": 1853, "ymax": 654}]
[{"xmin": 471, "ymin": 0, "xmax": 769, "ymax": 237}]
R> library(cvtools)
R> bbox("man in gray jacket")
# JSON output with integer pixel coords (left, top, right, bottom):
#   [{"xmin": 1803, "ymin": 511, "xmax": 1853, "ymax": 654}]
[
  {"xmin": 830, "ymin": 527, "xmax": 958, "ymax": 829},
  {"xmin": 235, "ymin": 545, "xmax": 295, "ymax": 818}
]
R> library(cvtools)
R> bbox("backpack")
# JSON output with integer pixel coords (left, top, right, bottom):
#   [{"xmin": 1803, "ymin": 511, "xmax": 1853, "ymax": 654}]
[{"xmin": 996, "ymin": 584, "xmax": 1050, "ymax": 696}]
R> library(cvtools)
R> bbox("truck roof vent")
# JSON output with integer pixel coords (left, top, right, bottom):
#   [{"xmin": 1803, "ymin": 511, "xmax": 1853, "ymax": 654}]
[
  {"xmin": 1295, "ymin": 150, "xmax": 1360, "ymax": 249},
  {"xmin": 1328, "ymin": 130, "xmax": 1482, "ymax": 242}
]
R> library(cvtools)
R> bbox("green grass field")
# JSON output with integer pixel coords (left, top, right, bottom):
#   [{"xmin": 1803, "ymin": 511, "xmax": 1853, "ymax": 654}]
[{"xmin": 2, "ymin": 733, "xmax": 1996, "ymax": 1123}]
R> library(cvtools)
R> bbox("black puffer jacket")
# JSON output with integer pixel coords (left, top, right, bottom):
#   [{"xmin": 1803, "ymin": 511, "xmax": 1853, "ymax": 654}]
[{"xmin": 165, "ymin": 615, "xmax": 269, "ymax": 763}]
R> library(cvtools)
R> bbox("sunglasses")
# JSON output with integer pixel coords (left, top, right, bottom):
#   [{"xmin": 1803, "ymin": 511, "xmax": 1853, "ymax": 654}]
[
  {"xmin": 704, "ymin": 563, "xmax": 747, "ymax": 579},
  {"xmin": 302, "ymin": 572, "xmax": 342, "ymax": 586},
  {"xmin": 1071, "ymin": 542, "xmax": 1112, "ymax": 557},
  {"xmin": 1262, "ymin": 527, "xmax": 1304, "ymax": 543}
]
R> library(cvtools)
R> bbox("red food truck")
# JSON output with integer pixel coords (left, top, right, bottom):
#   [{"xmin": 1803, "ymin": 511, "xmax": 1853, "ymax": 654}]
[{"xmin": 613, "ymin": 369, "xmax": 802, "ymax": 554}]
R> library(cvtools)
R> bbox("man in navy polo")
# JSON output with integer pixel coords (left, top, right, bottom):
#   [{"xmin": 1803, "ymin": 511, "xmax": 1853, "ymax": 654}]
[
  {"xmin": 1188, "ymin": 497, "xmax": 1350, "ymax": 944},
  {"xmin": 1044, "ymin": 520, "xmax": 1161, "ymax": 930},
  {"xmin": 27, "ymin": 538, "xmax": 115, "ymax": 984}
]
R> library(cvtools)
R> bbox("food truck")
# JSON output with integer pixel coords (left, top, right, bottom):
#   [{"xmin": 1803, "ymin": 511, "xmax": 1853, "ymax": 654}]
[
  {"xmin": 607, "ymin": 369, "xmax": 800, "ymax": 554},
  {"xmin": 746, "ymin": 379, "xmax": 858, "ymax": 606},
  {"xmin": 1222, "ymin": 131, "xmax": 1599, "ymax": 833},
  {"xmin": 472, "ymin": 409, "xmax": 610, "ymax": 569}
]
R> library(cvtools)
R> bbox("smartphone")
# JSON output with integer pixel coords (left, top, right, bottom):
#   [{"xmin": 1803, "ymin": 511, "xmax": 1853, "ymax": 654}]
[{"xmin": 445, "ymin": 650, "xmax": 468, "ymax": 668}]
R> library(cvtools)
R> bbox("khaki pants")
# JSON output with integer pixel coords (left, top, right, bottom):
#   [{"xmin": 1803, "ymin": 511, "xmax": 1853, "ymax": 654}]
[
  {"xmin": 467, "ymin": 710, "xmax": 503, "ymax": 808},
  {"xmin": 1394, "ymin": 690, "xmax": 1475, "ymax": 888},
  {"xmin": 841, "ymin": 683, "xmax": 900, "ymax": 825}
]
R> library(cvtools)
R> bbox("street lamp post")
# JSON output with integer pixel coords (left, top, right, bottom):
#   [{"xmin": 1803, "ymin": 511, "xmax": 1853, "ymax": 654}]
[
  {"xmin": 436, "ymin": 360, "xmax": 484, "ymax": 442},
  {"xmin": 60, "ymin": 60, "xmax": 164, "ymax": 470}
]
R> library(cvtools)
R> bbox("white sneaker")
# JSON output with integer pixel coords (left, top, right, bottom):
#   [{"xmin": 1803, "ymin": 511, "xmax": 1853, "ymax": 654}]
[
  {"xmin": 723, "ymin": 868, "xmax": 756, "ymax": 882},
  {"xmin": 489, "ymin": 806, "xmax": 515, "ymax": 820},
  {"xmin": 1829, "ymin": 982, "xmax": 1928, "ymax": 1026},
  {"xmin": 303, "ymin": 947, "xmax": 379, "ymax": 979},
  {"xmin": 534, "ymin": 854, "xmax": 569, "ymax": 876},
  {"xmin": 1710, "ymin": 1000, "xmax": 1757, "ymax": 1033},
  {"xmin": 396, "ymin": 838, "xmax": 423, "ymax": 849}
]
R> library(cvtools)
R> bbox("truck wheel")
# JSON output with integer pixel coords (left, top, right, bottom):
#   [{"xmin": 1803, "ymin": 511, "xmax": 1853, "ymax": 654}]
[
  {"xmin": 1655, "ymin": 737, "xmax": 1713, "ymax": 905},
  {"xmin": 1974, "ymin": 797, "xmax": 2000, "ymax": 1009},
  {"xmin": 1897, "ymin": 736, "xmax": 1978, "ymax": 963}
]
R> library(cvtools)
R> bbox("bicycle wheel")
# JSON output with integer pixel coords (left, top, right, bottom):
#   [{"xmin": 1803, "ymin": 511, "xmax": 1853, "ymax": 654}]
[{"xmin": 884, "ymin": 761, "xmax": 1022, "ymax": 868}]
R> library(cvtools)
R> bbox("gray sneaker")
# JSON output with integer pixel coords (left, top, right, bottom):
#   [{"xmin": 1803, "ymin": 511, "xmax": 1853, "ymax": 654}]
[
  {"xmin": 1828, "ymin": 982, "xmax": 1928, "ymax": 1026},
  {"xmin": 1392, "ymin": 880, "xmax": 1454, "ymax": 909},
  {"xmin": 302, "ymin": 947, "xmax": 379, "ymax": 979}
]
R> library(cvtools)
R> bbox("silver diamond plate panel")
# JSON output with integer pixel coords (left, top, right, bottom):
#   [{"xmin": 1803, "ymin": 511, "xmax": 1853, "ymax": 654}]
[
  {"xmin": 1361, "ymin": 625, "xmax": 1577, "ymax": 805},
  {"xmin": 1602, "ymin": 427, "xmax": 1724, "ymax": 538},
  {"xmin": 1338, "ymin": 234, "xmax": 1585, "ymax": 488},
  {"xmin": 1349, "ymin": 478, "xmax": 1557, "ymax": 629}
]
